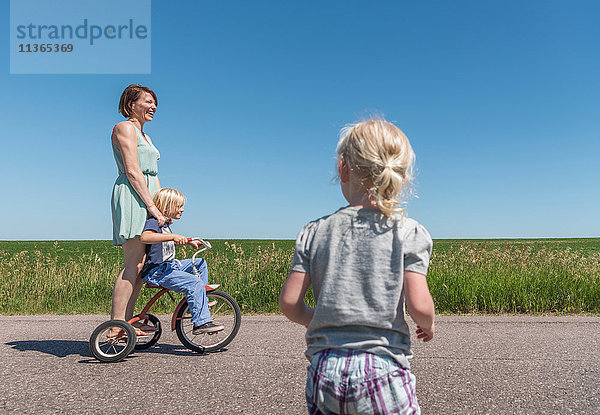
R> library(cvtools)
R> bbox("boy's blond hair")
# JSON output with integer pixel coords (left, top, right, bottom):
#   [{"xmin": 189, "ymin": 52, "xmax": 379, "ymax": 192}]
[
  {"xmin": 151, "ymin": 188, "xmax": 186, "ymax": 218},
  {"xmin": 337, "ymin": 118, "xmax": 415, "ymax": 217}
]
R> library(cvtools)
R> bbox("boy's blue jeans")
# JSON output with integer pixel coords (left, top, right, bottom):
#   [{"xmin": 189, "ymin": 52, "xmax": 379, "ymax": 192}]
[{"xmin": 142, "ymin": 258, "xmax": 211, "ymax": 326}]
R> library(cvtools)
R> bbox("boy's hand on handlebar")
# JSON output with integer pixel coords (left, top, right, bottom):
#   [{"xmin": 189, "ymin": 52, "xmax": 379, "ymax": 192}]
[
  {"xmin": 188, "ymin": 240, "xmax": 201, "ymax": 249},
  {"xmin": 172, "ymin": 234, "xmax": 188, "ymax": 246}
]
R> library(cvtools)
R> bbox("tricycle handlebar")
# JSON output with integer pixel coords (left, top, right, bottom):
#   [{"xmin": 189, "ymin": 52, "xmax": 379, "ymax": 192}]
[{"xmin": 189, "ymin": 238, "xmax": 212, "ymax": 274}]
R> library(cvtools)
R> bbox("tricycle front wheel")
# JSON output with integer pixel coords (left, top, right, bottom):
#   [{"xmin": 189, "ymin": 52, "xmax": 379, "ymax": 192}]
[{"xmin": 175, "ymin": 290, "xmax": 241, "ymax": 353}]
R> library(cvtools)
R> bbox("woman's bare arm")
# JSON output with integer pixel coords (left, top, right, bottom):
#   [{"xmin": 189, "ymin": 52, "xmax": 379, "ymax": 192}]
[{"xmin": 113, "ymin": 123, "xmax": 165, "ymax": 224}]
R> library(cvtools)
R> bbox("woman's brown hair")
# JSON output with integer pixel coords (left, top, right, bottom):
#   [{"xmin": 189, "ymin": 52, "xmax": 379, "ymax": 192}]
[{"xmin": 118, "ymin": 84, "xmax": 158, "ymax": 118}]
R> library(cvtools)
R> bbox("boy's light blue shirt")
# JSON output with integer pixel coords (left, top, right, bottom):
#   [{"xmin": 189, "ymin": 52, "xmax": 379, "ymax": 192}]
[{"xmin": 291, "ymin": 206, "xmax": 433, "ymax": 369}]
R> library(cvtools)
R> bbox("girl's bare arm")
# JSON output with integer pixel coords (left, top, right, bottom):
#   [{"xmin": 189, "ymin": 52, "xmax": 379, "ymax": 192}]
[
  {"xmin": 279, "ymin": 271, "xmax": 314, "ymax": 327},
  {"xmin": 404, "ymin": 270, "xmax": 435, "ymax": 342}
]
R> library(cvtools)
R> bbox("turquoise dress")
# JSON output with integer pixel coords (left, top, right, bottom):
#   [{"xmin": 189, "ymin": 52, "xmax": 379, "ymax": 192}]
[{"xmin": 111, "ymin": 126, "xmax": 160, "ymax": 246}]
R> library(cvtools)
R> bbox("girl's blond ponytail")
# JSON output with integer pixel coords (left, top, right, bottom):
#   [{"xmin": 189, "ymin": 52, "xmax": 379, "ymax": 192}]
[{"xmin": 337, "ymin": 118, "xmax": 415, "ymax": 218}]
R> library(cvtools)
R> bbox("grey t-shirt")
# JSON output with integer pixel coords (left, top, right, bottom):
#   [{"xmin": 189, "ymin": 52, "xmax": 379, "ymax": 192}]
[{"xmin": 291, "ymin": 206, "xmax": 432, "ymax": 369}]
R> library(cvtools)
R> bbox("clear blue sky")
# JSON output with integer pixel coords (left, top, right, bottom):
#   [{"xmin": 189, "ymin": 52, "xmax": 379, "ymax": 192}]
[{"xmin": 2, "ymin": 1, "xmax": 599, "ymax": 240}]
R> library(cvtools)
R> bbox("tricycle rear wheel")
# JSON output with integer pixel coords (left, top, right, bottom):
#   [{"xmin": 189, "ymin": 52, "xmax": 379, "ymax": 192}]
[
  {"xmin": 89, "ymin": 320, "xmax": 136, "ymax": 362},
  {"xmin": 134, "ymin": 314, "xmax": 162, "ymax": 350}
]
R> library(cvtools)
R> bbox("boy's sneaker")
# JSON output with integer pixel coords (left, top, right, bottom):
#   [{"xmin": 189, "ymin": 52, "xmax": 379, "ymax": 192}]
[{"xmin": 192, "ymin": 322, "xmax": 224, "ymax": 335}]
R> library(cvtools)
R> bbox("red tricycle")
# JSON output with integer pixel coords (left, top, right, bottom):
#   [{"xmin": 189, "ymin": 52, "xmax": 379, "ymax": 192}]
[{"xmin": 89, "ymin": 239, "xmax": 242, "ymax": 363}]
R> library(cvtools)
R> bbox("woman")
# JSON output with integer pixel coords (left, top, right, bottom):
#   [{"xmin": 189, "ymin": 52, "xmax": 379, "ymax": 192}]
[{"xmin": 111, "ymin": 84, "xmax": 166, "ymax": 334}]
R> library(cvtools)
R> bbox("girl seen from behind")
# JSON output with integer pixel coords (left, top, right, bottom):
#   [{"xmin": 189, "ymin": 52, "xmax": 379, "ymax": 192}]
[{"xmin": 279, "ymin": 118, "xmax": 435, "ymax": 415}]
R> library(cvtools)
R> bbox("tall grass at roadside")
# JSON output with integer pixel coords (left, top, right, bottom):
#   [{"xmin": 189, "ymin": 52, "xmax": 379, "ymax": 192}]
[
  {"xmin": 0, "ymin": 241, "xmax": 298, "ymax": 315},
  {"xmin": 0, "ymin": 249, "xmax": 119, "ymax": 314},
  {"xmin": 0, "ymin": 239, "xmax": 598, "ymax": 315},
  {"xmin": 428, "ymin": 244, "xmax": 600, "ymax": 313}
]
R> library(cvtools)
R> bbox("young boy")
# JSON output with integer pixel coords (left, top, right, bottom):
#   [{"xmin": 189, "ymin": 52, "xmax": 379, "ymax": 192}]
[{"xmin": 140, "ymin": 188, "xmax": 223, "ymax": 334}]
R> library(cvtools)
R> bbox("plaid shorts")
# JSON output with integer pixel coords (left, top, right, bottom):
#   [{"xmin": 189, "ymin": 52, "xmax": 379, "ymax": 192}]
[{"xmin": 306, "ymin": 349, "xmax": 420, "ymax": 415}]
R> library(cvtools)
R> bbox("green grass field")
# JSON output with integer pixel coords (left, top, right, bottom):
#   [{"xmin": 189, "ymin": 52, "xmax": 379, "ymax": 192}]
[{"xmin": 0, "ymin": 238, "xmax": 598, "ymax": 315}]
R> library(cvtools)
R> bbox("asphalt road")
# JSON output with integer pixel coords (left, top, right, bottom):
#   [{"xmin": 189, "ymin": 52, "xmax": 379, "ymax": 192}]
[{"xmin": 1, "ymin": 315, "xmax": 598, "ymax": 414}]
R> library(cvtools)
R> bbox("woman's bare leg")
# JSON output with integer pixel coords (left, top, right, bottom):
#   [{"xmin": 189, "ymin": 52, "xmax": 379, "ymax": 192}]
[
  {"xmin": 111, "ymin": 237, "xmax": 146, "ymax": 321},
  {"xmin": 126, "ymin": 276, "xmax": 146, "ymax": 320}
]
